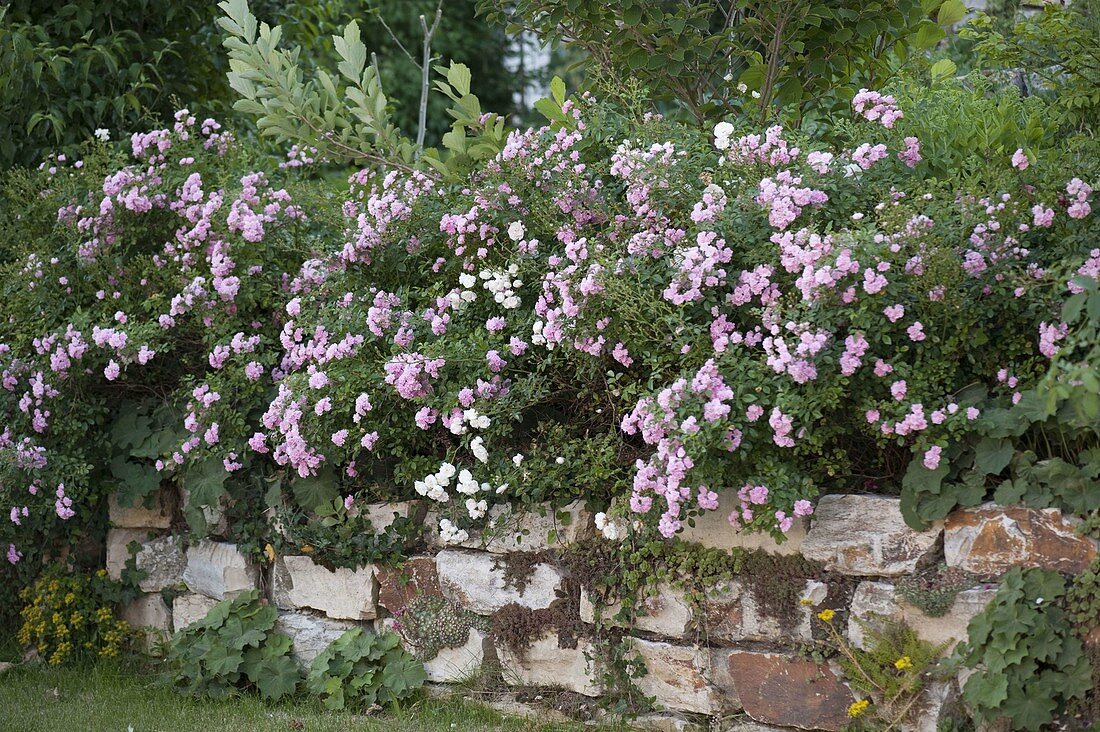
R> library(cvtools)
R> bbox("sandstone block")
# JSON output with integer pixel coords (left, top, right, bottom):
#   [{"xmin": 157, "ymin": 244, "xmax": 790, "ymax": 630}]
[
  {"xmin": 847, "ymin": 581, "xmax": 997, "ymax": 651},
  {"xmin": 702, "ymin": 579, "xmax": 818, "ymax": 644},
  {"xmin": 580, "ymin": 583, "xmax": 692, "ymax": 638},
  {"xmin": 274, "ymin": 611, "xmax": 358, "ymax": 666},
  {"xmin": 677, "ymin": 491, "xmax": 806, "ymax": 555},
  {"xmin": 121, "ymin": 594, "xmax": 172, "ymax": 651},
  {"xmin": 633, "ymin": 639, "xmax": 726, "ymax": 715},
  {"xmin": 435, "ymin": 550, "xmax": 563, "ymax": 615},
  {"xmin": 427, "ymin": 500, "xmax": 594, "ymax": 553},
  {"xmin": 273, "ymin": 554, "xmax": 377, "ymax": 620},
  {"xmin": 172, "ymin": 592, "xmax": 219, "ymax": 631},
  {"xmin": 423, "ymin": 627, "xmax": 486, "ymax": 683},
  {"xmin": 106, "ymin": 528, "xmax": 157, "ymax": 580},
  {"xmin": 109, "ymin": 490, "xmax": 172, "ymax": 529},
  {"xmin": 801, "ymin": 495, "xmax": 942, "ymax": 576},
  {"xmin": 182, "ymin": 541, "xmax": 258, "ymax": 600},
  {"xmin": 376, "ymin": 556, "xmax": 443, "ymax": 613},
  {"xmin": 944, "ymin": 504, "xmax": 1098, "ymax": 575},
  {"xmin": 362, "ymin": 501, "xmax": 423, "ymax": 532},
  {"xmin": 134, "ymin": 535, "xmax": 186, "ymax": 593},
  {"xmin": 723, "ymin": 651, "xmax": 854, "ymax": 731},
  {"xmin": 496, "ymin": 630, "xmax": 600, "ymax": 696}
]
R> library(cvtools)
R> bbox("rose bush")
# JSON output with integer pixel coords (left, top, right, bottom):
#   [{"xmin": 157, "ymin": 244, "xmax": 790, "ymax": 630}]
[{"xmin": 1, "ymin": 69, "xmax": 1097, "ymax": 606}]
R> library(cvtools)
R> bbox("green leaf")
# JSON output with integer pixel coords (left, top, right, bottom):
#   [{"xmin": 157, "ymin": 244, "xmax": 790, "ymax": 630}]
[
  {"xmin": 974, "ymin": 438, "xmax": 1013, "ymax": 476},
  {"xmin": 937, "ymin": 0, "xmax": 966, "ymax": 26},
  {"xmin": 913, "ymin": 20, "xmax": 946, "ymax": 49},
  {"xmin": 290, "ymin": 468, "xmax": 339, "ymax": 512},
  {"xmin": 446, "ymin": 62, "xmax": 472, "ymax": 97},
  {"xmin": 930, "ymin": 58, "xmax": 956, "ymax": 81},
  {"xmin": 184, "ymin": 457, "xmax": 230, "ymax": 508},
  {"xmin": 251, "ymin": 655, "xmax": 300, "ymax": 700},
  {"xmin": 550, "ymin": 76, "xmax": 566, "ymax": 105}
]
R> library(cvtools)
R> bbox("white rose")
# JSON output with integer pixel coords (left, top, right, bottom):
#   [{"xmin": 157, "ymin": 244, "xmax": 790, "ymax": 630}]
[
  {"xmin": 713, "ymin": 121, "xmax": 734, "ymax": 141},
  {"xmin": 507, "ymin": 221, "xmax": 526, "ymax": 241},
  {"xmin": 459, "ymin": 273, "xmax": 476, "ymax": 288},
  {"xmin": 471, "ymin": 436, "xmax": 489, "ymax": 463}
]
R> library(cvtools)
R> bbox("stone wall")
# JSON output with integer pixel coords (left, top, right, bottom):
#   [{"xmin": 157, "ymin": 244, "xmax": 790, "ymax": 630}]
[{"xmin": 107, "ymin": 490, "xmax": 1098, "ymax": 731}]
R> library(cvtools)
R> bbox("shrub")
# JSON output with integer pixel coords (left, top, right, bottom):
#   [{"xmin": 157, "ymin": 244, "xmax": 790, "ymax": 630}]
[
  {"xmin": 164, "ymin": 590, "xmax": 300, "ymax": 700},
  {"xmin": 305, "ymin": 627, "xmax": 426, "ymax": 710},
  {"xmin": 17, "ymin": 568, "xmax": 135, "ymax": 665}
]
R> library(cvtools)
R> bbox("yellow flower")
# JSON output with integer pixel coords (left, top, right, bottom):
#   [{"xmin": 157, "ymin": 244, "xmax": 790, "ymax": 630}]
[
  {"xmin": 300, "ymin": 544, "xmax": 314, "ymax": 554},
  {"xmin": 816, "ymin": 609, "xmax": 836, "ymax": 622},
  {"xmin": 894, "ymin": 656, "xmax": 913, "ymax": 670},
  {"xmin": 799, "ymin": 598, "xmax": 814, "ymax": 606},
  {"xmin": 96, "ymin": 569, "xmax": 107, "ymax": 578},
  {"xmin": 264, "ymin": 543, "xmax": 276, "ymax": 562},
  {"xmin": 847, "ymin": 699, "xmax": 870, "ymax": 718}
]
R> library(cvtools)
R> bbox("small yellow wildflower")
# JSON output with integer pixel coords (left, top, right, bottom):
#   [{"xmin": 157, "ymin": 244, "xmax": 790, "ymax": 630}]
[
  {"xmin": 847, "ymin": 699, "xmax": 870, "ymax": 718},
  {"xmin": 894, "ymin": 655, "xmax": 913, "ymax": 670},
  {"xmin": 300, "ymin": 544, "xmax": 314, "ymax": 554},
  {"xmin": 264, "ymin": 543, "xmax": 276, "ymax": 562},
  {"xmin": 816, "ymin": 608, "xmax": 835, "ymax": 622},
  {"xmin": 799, "ymin": 598, "xmax": 814, "ymax": 606}
]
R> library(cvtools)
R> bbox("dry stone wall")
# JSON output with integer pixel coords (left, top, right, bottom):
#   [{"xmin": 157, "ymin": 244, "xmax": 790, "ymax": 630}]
[{"xmin": 106, "ymin": 489, "xmax": 1099, "ymax": 730}]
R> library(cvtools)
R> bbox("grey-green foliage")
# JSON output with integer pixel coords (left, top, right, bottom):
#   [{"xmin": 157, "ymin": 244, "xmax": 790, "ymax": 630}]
[
  {"xmin": 954, "ymin": 567, "xmax": 1092, "ymax": 731},
  {"xmin": 305, "ymin": 627, "xmax": 427, "ymax": 710},
  {"xmin": 165, "ymin": 590, "xmax": 301, "ymax": 701},
  {"xmin": 216, "ymin": 0, "xmax": 512, "ymax": 180}
]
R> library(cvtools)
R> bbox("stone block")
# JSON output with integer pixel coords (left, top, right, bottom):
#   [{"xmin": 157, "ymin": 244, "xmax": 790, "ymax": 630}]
[
  {"xmin": 909, "ymin": 680, "xmax": 961, "ymax": 732},
  {"xmin": 134, "ymin": 535, "xmax": 186, "ymax": 593},
  {"xmin": 376, "ymin": 556, "xmax": 443, "ymax": 613},
  {"xmin": 702, "ymin": 579, "xmax": 818, "ymax": 644},
  {"xmin": 580, "ymin": 583, "xmax": 692, "ymax": 638},
  {"xmin": 274, "ymin": 611, "xmax": 358, "ymax": 667},
  {"xmin": 631, "ymin": 714, "xmax": 706, "ymax": 731},
  {"xmin": 109, "ymin": 490, "xmax": 172, "ymax": 529},
  {"xmin": 426, "ymin": 500, "xmax": 594, "ymax": 553},
  {"xmin": 677, "ymin": 491, "xmax": 806, "ymax": 555},
  {"xmin": 944, "ymin": 504, "xmax": 1098, "ymax": 575},
  {"xmin": 435, "ymin": 549, "xmax": 563, "ymax": 615},
  {"xmin": 179, "ymin": 485, "xmax": 228, "ymax": 536},
  {"xmin": 495, "ymin": 630, "xmax": 600, "ymax": 696},
  {"xmin": 847, "ymin": 581, "xmax": 997, "ymax": 651},
  {"xmin": 423, "ymin": 627, "xmax": 486, "ymax": 683},
  {"xmin": 801, "ymin": 495, "xmax": 942, "ymax": 576},
  {"xmin": 106, "ymin": 528, "xmax": 157, "ymax": 580},
  {"xmin": 633, "ymin": 639, "xmax": 726, "ymax": 715},
  {"xmin": 182, "ymin": 540, "xmax": 258, "ymax": 600},
  {"xmin": 361, "ymin": 501, "xmax": 423, "ymax": 532},
  {"xmin": 172, "ymin": 592, "xmax": 219, "ymax": 632},
  {"xmin": 121, "ymin": 594, "xmax": 172, "ymax": 651},
  {"xmin": 723, "ymin": 651, "xmax": 854, "ymax": 731},
  {"xmin": 273, "ymin": 554, "xmax": 377, "ymax": 620}
]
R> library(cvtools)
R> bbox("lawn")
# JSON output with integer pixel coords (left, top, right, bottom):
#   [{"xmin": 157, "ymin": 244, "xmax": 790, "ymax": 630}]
[{"xmin": 0, "ymin": 661, "xmax": 607, "ymax": 732}]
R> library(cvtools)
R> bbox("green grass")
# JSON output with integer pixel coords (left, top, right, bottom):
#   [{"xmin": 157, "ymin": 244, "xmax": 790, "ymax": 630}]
[{"xmin": 0, "ymin": 661, "xmax": 604, "ymax": 732}]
